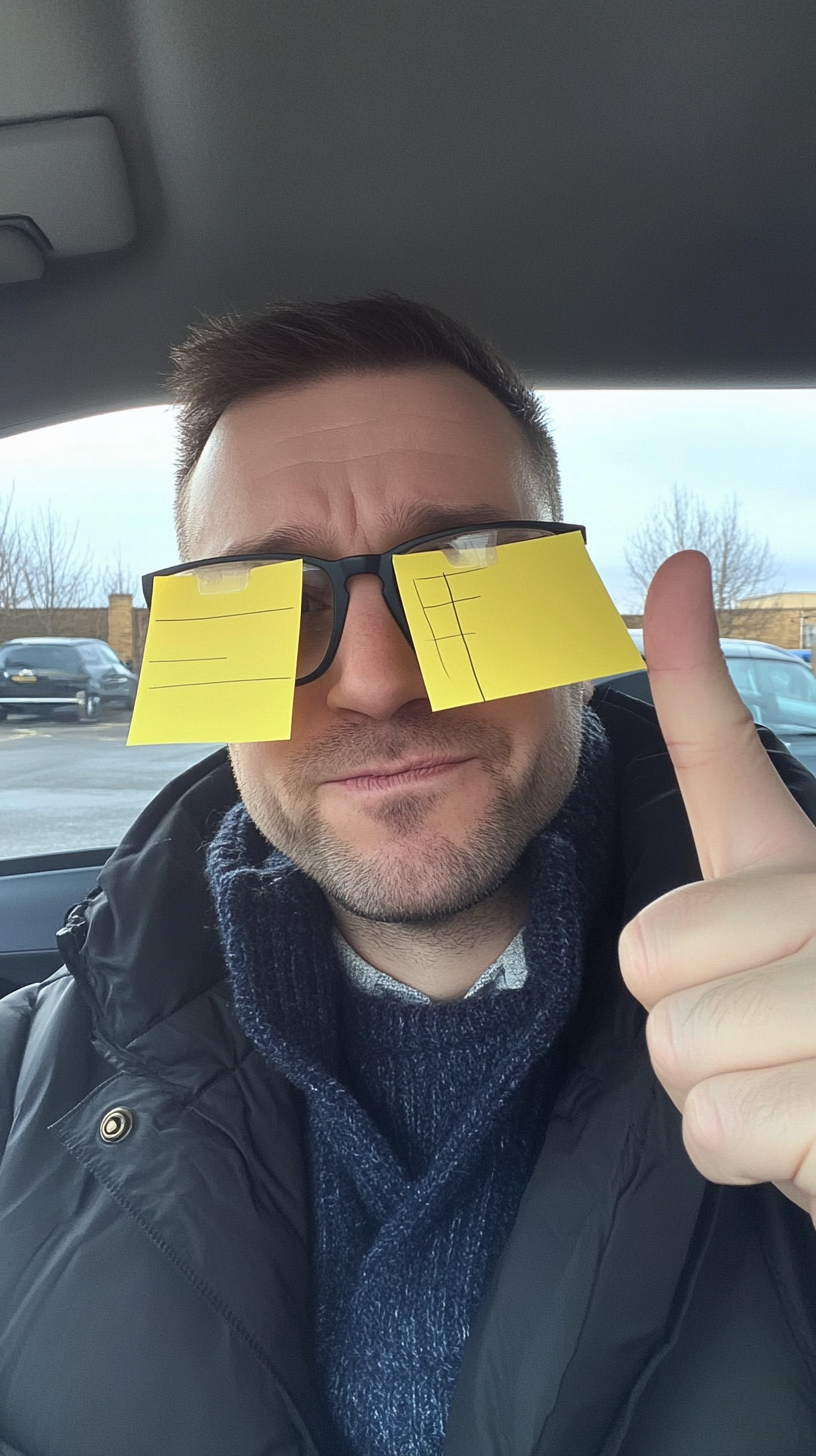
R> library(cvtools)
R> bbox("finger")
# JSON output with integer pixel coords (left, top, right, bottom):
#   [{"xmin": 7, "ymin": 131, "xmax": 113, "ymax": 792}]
[
  {"xmin": 619, "ymin": 866, "xmax": 816, "ymax": 1005},
  {"xmin": 681, "ymin": 1059, "xmax": 816, "ymax": 1210},
  {"xmin": 643, "ymin": 551, "xmax": 816, "ymax": 879},
  {"xmin": 645, "ymin": 956, "xmax": 816, "ymax": 1095}
]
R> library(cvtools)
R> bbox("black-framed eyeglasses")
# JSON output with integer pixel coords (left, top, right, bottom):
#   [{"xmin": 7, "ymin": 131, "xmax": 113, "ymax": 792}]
[{"xmin": 143, "ymin": 520, "xmax": 587, "ymax": 685}]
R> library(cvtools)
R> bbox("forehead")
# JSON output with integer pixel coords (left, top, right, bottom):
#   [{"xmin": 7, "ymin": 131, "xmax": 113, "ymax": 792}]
[{"xmin": 184, "ymin": 365, "xmax": 537, "ymax": 558}]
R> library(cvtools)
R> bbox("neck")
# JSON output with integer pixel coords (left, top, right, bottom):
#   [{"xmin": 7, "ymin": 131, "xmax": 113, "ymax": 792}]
[{"xmin": 329, "ymin": 868, "xmax": 529, "ymax": 1001}]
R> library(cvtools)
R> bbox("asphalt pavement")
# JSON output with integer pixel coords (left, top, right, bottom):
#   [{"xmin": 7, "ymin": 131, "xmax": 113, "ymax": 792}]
[{"xmin": 0, "ymin": 712, "xmax": 221, "ymax": 859}]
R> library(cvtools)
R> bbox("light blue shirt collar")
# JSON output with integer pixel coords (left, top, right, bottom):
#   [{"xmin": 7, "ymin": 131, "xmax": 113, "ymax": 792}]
[{"xmin": 332, "ymin": 926, "xmax": 528, "ymax": 1005}]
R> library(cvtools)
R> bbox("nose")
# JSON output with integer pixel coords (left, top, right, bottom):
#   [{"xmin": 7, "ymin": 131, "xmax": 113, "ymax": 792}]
[{"xmin": 324, "ymin": 573, "xmax": 428, "ymax": 720}]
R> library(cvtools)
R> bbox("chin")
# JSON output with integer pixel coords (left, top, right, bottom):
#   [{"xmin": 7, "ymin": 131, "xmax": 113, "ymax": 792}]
[{"xmin": 313, "ymin": 835, "xmax": 520, "ymax": 925}]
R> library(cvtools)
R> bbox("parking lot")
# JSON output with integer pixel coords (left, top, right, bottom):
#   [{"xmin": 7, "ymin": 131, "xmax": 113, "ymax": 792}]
[{"xmin": 0, "ymin": 712, "xmax": 220, "ymax": 859}]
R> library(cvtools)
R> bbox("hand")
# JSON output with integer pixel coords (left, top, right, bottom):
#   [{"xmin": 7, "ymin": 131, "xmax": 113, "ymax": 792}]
[{"xmin": 619, "ymin": 551, "xmax": 816, "ymax": 1226}]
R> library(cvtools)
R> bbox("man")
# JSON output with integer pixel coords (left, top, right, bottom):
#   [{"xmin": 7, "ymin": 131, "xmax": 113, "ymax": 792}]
[{"xmin": 1, "ymin": 295, "xmax": 815, "ymax": 1456}]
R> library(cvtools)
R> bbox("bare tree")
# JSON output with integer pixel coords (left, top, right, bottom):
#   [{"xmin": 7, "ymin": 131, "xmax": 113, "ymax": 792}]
[
  {"xmin": 625, "ymin": 486, "xmax": 778, "ymax": 611},
  {"xmin": 95, "ymin": 544, "xmax": 141, "ymax": 604},
  {"xmin": 0, "ymin": 489, "xmax": 28, "ymax": 610},
  {"xmin": 21, "ymin": 503, "xmax": 96, "ymax": 632}
]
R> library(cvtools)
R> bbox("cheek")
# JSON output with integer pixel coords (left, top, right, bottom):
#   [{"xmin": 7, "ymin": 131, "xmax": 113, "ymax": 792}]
[
  {"xmin": 482, "ymin": 687, "xmax": 578, "ymax": 766},
  {"xmin": 229, "ymin": 740, "xmax": 297, "ymax": 808}
]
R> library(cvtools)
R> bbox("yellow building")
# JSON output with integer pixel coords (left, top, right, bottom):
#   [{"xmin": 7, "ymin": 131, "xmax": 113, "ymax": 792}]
[
  {"xmin": 737, "ymin": 592, "xmax": 816, "ymax": 611},
  {"xmin": 625, "ymin": 589, "xmax": 816, "ymax": 654}
]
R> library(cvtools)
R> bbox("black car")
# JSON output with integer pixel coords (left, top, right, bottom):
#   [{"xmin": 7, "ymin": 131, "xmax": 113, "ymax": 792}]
[
  {"xmin": 0, "ymin": 638, "xmax": 138, "ymax": 723},
  {"xmin": 596, "ymin": 632, "xmax": 816, "ymax": 777}
]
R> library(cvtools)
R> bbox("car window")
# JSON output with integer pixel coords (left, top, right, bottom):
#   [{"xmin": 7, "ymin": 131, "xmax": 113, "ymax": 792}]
[
  {"xmin": 724, "ymin": 659, "xmax": 759, "ymax": 697},
  {"xmin": 0, "ymin": 644, "xmax": 82, "ymax": 672},
  {"xmin": 747, "ymin": 658, "xmax": 816, "ymax": 734},
  {"xmin": 755, "ymin": 659, "xmax": 816, "ymax": 704}
]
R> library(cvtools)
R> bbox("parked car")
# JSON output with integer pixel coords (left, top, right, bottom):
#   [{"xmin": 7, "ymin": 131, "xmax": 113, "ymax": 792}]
[
  {"xmin": 596, "ymin": 631, "xmax": 816, "ymax": 775},
  {"xmin": 0, "ymin": 638, "xmax": 138, "ymax": 722}
]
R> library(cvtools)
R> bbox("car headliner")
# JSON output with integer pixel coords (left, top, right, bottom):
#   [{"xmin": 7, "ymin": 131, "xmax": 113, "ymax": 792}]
[{"xmin": 1, "ymin": 0, "xmax": 815, "ymax": 440}]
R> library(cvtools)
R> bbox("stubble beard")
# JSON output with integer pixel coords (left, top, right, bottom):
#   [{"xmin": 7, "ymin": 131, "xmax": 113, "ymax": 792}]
[{"xmin": 231, "ymin": 694, "xmax": 583, "ymax": 926}]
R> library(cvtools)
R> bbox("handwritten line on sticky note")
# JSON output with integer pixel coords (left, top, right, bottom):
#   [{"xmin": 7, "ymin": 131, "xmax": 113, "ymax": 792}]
[
  {"xmin": 393, "ymin": 531, "xmax": 644, "ymax": 711},
  {"xmin": 127, "ymin": 559, "xmax": 302, "ymax": 745},
  {"xmin": 410, "ymin": 570, "xmax": 485, "ymax": 698}
]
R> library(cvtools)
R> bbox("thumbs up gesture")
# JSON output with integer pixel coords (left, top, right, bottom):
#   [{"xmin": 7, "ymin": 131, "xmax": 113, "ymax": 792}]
[{"xmin": 619, "ymin": 551, "xmax": 816, "ymax": 1226}]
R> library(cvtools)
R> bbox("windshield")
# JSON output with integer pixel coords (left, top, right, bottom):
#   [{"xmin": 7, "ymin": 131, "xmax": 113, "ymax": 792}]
[{"xmin": 0, "ymin": 393, "xmax": 813, "ymax": 860}]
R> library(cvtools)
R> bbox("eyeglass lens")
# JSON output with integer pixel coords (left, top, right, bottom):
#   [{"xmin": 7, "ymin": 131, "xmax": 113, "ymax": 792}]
[{"xmin": 299, "ymin": 562, "xmax": 336, "ymax": 677}]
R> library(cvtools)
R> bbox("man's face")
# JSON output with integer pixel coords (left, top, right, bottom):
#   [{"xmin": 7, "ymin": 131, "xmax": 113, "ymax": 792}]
[{"xmin": 185, "ymin": 366, "xmax": 583, "ymax": 924}]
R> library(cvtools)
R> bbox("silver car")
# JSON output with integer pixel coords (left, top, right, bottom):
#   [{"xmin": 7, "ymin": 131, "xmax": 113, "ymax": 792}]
[{"xmin": 596, "ymin": 632, "xmax": 816, "ymax": 776}]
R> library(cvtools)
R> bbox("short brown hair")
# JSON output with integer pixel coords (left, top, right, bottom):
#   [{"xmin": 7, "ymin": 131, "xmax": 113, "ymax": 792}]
[{"xmin": 170, "ymin": 293, "xmax": 561, "ymax": 553}]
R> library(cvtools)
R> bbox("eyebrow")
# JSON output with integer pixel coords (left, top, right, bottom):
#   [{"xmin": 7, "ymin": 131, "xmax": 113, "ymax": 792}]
[{"xmin": 220, "ymin": 502, "xmax": 526, "ymax": 559}]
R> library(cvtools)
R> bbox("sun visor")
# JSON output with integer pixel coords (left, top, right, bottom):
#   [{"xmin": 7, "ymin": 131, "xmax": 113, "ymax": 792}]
[{"xmin": 0, "ymin": 115, "xmax": 136, "ymax": 283}]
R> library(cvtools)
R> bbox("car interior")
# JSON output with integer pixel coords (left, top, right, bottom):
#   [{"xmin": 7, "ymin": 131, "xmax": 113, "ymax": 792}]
[{"xmin": 1, "ymin": 0, "xmax": 814, "ymax": 996}]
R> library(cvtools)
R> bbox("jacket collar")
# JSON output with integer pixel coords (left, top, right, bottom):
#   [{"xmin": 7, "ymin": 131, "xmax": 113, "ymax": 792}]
[{"xmin": 58, "ymin": 747, "xmax": 239, "ymax": 1075}]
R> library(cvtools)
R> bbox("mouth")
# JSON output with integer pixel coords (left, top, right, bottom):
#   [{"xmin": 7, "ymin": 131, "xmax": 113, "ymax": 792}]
[{"xmin": 323, "ymin": 755, "xmax": 475, "ymax": 794}]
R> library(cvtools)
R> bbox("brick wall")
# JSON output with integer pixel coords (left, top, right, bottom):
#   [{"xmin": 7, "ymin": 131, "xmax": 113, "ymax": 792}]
[
  {"xmin": 133, "ymin": 608, "xmax": 149, "ymax": 670},
  {"xmin": 0, "ymin": 606, "xmax": 108, "ymax": 643},
  {"xmin": 0, "ymin": 597, "xmax": 149, "ymax": 670},
  {"xmin": 107, "ymin": 595, "xmax": 134, "ymax": 663}
]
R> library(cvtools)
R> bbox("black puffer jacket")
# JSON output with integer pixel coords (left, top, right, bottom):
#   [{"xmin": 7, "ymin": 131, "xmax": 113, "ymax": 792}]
[{"xmin": 1, "ymin": 688, "xmax": 815, "ymax": 1456}]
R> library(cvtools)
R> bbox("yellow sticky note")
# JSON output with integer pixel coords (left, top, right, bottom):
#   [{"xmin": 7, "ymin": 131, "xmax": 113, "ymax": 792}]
[
  {"xmin": 127, "ymin": 559, "xmax": 302, "ymax": 744},
  {"xmin": 393, "ymin": 531, "xmax": 643, "ymax": 710}
]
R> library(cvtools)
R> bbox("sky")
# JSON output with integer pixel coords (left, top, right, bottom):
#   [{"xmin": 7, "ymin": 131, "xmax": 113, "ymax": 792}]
[{"xmin": 0, "ymin": 391, "xmax": 813, "ymax": 612}]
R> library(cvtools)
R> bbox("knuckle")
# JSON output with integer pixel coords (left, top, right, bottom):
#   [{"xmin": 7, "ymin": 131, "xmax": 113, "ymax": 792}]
[
  {"xmin": 791, "ymin": 1138, "xmax": 816, "ymax": 1200},
  {"xmin": 619, "ymin": 882, "xmax": 704, "ymax": 1005},
  {"xmin": 645, "ymin": 999, "xmax": 689, "ymax": 1087},
  {"xmin": 683, "ymin": 1079, "xmax": 732, "ymax": 1160},
  {"xmin": 619, "ymin": 908, "xmax": 665, "ymax": 1004},
  {"xmin": 684, "ymin": 1071, "xmax": 794, "ymax": 1175},
  {"xmin": 618, "ymin": 915, "xmax": 647, "ymax": 994}
]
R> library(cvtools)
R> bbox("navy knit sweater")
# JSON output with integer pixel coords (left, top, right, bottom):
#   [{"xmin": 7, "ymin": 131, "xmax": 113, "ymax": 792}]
[{"xmin": 207, "ymin": 710, "xmax": 614, "ymax": 1456}]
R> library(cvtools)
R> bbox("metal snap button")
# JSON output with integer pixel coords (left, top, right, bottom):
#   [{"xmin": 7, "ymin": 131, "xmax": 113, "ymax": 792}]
[{"xmin": 99, "ymin": 1106, "xmax": 134, "ymax": 1143}]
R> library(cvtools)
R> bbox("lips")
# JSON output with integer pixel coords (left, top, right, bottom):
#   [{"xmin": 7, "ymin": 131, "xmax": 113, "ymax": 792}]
[{"xmin": 324, "ymin": 755, "xmax": 472, "ymax": 785}]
